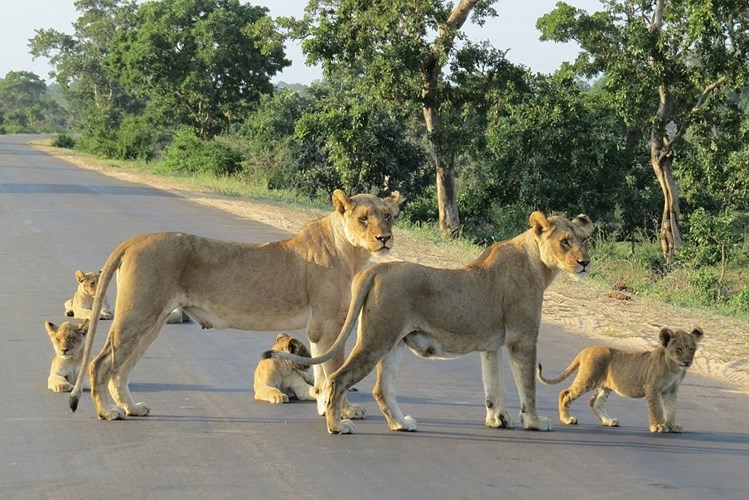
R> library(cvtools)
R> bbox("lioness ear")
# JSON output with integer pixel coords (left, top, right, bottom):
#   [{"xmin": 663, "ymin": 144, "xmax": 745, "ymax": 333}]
[
  {"xmin": 659, "ymin": 327, "xmax": 673, "ymax": 347},
  {"xmin": 573, "ymin": 214, "xmax": 593, "ymax": 237},
  {"xmin": 529, "ymin": 211, "xmax": 550, "ymax": 235},
  {"xmin": 332, "ymin": 189, "xmax": 353, "ymax": 215},
  {"xmin": 75, "ymin": 270, "xmax": 86, "ymax": 282},
  {"xmin": 45, "ymin": 321, "xmax": 57, "ymax": 336},
  {"xmin": 690, "ymin": 327, "xmax": 704, "ymax": 343},
  {"xmin": 384, "ymin": 191, "xmax": 405, "ymax": 216},
  {"xmin": 275, "ymin": 332, "xmax": 289, "ymax": 342}
]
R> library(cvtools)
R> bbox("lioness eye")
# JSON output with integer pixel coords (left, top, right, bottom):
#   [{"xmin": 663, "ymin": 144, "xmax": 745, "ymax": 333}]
[
  {"xmin": 359, "ymin": 216, "xmax": 368, "ymax": 224},
  {"xmin": 384, "ymin": 213, "xmax": 392, "ymax": 221},
  {"xmin": 677, "ymin": 348, "xmax": 682, "ymax": 353}
]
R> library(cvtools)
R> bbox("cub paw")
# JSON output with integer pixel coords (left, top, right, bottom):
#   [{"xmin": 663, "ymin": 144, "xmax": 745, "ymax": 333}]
[
  {"xmin": 270, "ymin": 393, "xmax": 289, "ymax": 404},
  {"xmin": 561, "ymin": 415, "xmax": 578, "ymax": 425},
  {"xmin": 49, "ymin": 381, "xmax": 74, "ymax": 393},
  {"xmin": 602, "ymin": 418, "xmax": 620, "ymax": 427},
  {"xmin": 650, "ymin": 423, "xmax": 668, "ymax": 433},
  {"xmin": 342, "ymin": 404, "xmax": 366, "ymax": 420}
]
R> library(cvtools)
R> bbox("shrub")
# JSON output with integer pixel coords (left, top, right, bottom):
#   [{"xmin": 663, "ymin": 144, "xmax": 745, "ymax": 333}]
[
  {"xmin": 160, "ymin": 129, "xmax": 242, "ymax": 176},
  {"xmin": 52, "ymin": 133, "xmax": 75, "ymax": 149}
]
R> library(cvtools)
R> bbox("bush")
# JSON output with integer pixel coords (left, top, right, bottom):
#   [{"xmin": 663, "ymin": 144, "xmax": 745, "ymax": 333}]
[
  {"xmin": 160, "ymin": 129, "xmax": 242, "ymax": 176},
  {"xmin": 52, "ymin": 133, "xmax": 75, "ymax": 149}
]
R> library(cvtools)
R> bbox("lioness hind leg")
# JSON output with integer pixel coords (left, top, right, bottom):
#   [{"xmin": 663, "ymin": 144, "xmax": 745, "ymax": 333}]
[
  {"xmin": 589, "ymin": 388, "xmax": 619, "ymax": 427},
  {"xmin": 373, "ymin": 342, "xmax": 417, "ymax": 432}
]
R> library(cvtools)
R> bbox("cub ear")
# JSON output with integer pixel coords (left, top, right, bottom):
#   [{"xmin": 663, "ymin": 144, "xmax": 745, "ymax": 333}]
[
  {"xmin": 275, "ymin": 332, "xmax": 290, "ymax": 342},
  {"xmin": 384, "ymin": 191, "xmax": 405, "ymax": 216},
  {"xmin": 659, "ymin": 327, "xmax": 674, "ymax": 347},
  {"xmin": 529, "ymin": 211, "xmax": 550, "ymax": 235},
  {"xmin": 77, "ymin": 319, "xmax": 90, "ymax": 335},
  {"xmin": 290, "ymin": 339, "xmax": 310, "ymax": 357},
  {"xmin": 690, "ymin": 327, "xmax": 704, "ymax": 343},
  {"xmin": 332, "ymin": 189, "xmax": 353, "ymax": 215},
  {"xmin": 75, "ymin": 270, "xmax": 86, "ymax": 282},
  {"xmin": 573, "ymin": 214, "xmax": 594, "ymax": 237},
  {"xmin": 45, "ymin": 321, "xmax": 57, "ymax": 336}
]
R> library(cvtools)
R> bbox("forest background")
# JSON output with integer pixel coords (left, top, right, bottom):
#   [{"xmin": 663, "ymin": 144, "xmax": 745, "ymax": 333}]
[{"xmin": 1, "ymin": 0, "xmax": 747, "ymax": 319}]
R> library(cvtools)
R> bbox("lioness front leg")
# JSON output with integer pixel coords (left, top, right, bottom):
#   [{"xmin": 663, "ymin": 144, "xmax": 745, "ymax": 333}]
[
  {"xmin": 373, "ymin": 342, "xmax": 417, "ymax": 431},
  {"xmin": 480, "ymin": 350, "xmax": 512, "ymax": 428},
  {"xmin": 507, "ymin": 341, "xmax": 551, "ymax": 431}
]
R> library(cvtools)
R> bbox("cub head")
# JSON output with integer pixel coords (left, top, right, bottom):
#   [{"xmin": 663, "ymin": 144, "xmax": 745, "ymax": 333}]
[
  {"xmin": 530, "ymin": 211, "xmax": 593, "ymax": 280},
  {"xmin": 660, "ymin": 327, "xmax": 703, "ymax": 368},
  {"xmin": 75, "ymin": 269, "xmax": 102, "ymax": 298},
  {"xmin": 45, "ymin": 319, "xmax": 89, "ymax": 358},
  {"xmin": 271, "ymin": 333, "xmax": 312, "ymax": 370},
  {"xmin": 333, "ymin": 189, "xmax": 404, "ymax": 254}
]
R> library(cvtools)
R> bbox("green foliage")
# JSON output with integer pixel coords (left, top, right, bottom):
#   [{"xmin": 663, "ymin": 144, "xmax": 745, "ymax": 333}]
[
  {"xmin": 52, "ymin": 134, "xmax": 76, "ymax": 149},
  {"xmin": 0, "ymin": 71, "xmax": 69, "ymax": 133},
  {"xmin": 160, "ymin": 128, "xmax": 242, "ymax": 176},
  {"xmin": 108, "ymin": 0, "xmax": 289, "ymax": 138}
]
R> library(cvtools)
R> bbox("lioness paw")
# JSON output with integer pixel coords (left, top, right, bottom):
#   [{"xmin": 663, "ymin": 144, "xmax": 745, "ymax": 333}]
[
  {"xmin": 126, "ymin": 402, "xmax": 151, "ymax": 417},
  {"xmin": 486, "ymin": 409, "xmax": 513, "ymax": 428},
  {"xmin": 521, "ymin": 413, "xmax": 552, "ymax": 431},
  {"xmin": 99, "ymin": 406, "xmax": 127, "ymax": 420},
  {"xmin": 667, "ymin": 423, "xmax": 684, "ymax": 433},
  {"xmin": 328, "ymin": 418, "xmax": 355, "ymax": 435},
  {"xmin": 391, "ymin": 415, "xmax": 418, "ymax": 432}
]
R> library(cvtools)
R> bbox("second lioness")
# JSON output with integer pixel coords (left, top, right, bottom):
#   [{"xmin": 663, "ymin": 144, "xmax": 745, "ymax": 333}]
[
  {"xmin": 268, "ymin": 211, "xmax": 592, "ymax": 434},
  {"xmin": 69, "ymin": 189, "xmax": 402, "ymax": 420}
]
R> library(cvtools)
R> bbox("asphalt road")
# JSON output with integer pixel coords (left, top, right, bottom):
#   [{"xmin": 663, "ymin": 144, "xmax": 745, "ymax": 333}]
[{"xmin": 1, "ymin": 135, "xmax": 748, "ymax": 499}]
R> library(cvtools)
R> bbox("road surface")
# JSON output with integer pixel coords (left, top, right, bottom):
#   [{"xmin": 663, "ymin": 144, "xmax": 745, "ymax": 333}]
[{"xmin": 1, "ymin": 135, "xmax": 747, "ymax": 499}]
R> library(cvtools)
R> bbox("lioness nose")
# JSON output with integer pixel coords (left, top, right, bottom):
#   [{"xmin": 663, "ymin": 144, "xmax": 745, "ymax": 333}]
[{"xmin": 376, "ymin": 235, "xmax": 391, "ymax": 244}]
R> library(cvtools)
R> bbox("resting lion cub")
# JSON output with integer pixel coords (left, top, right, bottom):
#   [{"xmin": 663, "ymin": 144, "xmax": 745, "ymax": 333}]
[
  {"xmin": 46, "ymin": 319, "xmax": 89, "ymax": 392},
  {"xmin": 537, "ymin": 327, "xmax": 703, "ymax": 433},
  {"xmin": 64, "ymin": 270, "xmax": 113, "ymax": 321},
  {"xmin": 253, "ymin": 333, "xmax": 315, "ymax": 404}
]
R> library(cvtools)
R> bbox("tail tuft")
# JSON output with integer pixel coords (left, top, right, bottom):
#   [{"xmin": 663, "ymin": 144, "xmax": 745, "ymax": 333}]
[
  {"xmin": 69, "ymin": 394, "xmax": 79, "ymax": 412},
  {"xmin": 261, "ymin": 350, "xmax": 275, "ymax": 360}
]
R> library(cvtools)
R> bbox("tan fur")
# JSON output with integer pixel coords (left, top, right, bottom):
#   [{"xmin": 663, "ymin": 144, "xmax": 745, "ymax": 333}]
[
  {"xmin": 64, "ymin": 270, "xmax": 113, "ymax": 320},
  {"xmin": 69, "ymin": 190, "xmax": 403, "ymax": 421},
  {"xmin": 254, "ymin": 333, "xmax": 315, "ymax": 404},
  {"xmin": 46, "ymin": 320, "xmax": 89, "ymax": 392},
  {"xmin": 269, "ymin": 211, "xmax": 592, "ymax": 434},
  {"xmin": 537, "ymin": 327, "xmax": 703, "ymax": 433}
]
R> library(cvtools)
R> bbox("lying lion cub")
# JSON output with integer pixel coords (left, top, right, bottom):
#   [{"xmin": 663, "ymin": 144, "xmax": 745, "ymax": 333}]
[
  {"xmin": 537, "ymin": 327, "xmax": 703, "ymax": 433},
  {"xmin": 64, "ymin": 270, "xmax": 113, "ymax": 320},
  {"xmin": 46, "ymin": 319, "xmax": 89, "ymax": 392},
  {"xmin": 253, "ymin": 333, "xmax": 315, "ymax": 404}
]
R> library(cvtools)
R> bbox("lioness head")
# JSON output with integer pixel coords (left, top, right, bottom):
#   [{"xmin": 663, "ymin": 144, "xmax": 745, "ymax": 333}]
[
  {"xmin": 531, "ymin": 211, "xmax": 593, "ymax": 279},
  {"xmin": 46, "ymin": 319, "xmax": 88, "ymax": 358},
  {"xmin": 75, "ymin": 269, "xmax": 101, "ymax": 297},
  {"xmin": 660, "ymin": 327, "xmax": 703, "ymax": 368},
  {"xmin": 272, "ymin": 333, "xmax": 312, "ymax": 370},
  {"xmin": 333, "ymin": 189, "xmax": 404, "ymax": 253}
]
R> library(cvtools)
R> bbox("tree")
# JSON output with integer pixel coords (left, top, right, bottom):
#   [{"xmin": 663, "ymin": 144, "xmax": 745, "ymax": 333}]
[
  {"xmin": 108, "ymin": 0, "xmax": 290, "ymax": 139},
  {"xmin": 538, "ymin": 0, "xmax": 749, "ymax": 262},
  {"xmin": 291, "ymin": 0, "xmax": 500, "ymax": 237},
  {"xmin": 0, "ymin": 71, "xmax": 68, "ymax": 133}
]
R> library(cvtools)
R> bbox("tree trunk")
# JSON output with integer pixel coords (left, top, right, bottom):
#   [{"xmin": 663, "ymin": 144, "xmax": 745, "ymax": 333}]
[{"xmin": 650, "ymin": 136, "xmax": 682, "ymax": 263}]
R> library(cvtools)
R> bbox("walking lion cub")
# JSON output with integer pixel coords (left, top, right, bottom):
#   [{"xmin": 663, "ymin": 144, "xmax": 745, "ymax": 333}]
[{"xmin": 537, "ymin": 327, "xmax": 703, "ymax": 433}]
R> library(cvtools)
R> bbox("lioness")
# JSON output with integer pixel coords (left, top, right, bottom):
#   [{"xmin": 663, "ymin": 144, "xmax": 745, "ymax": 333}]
[
  {"xmin": 46, "ymin": 319, "xmax": 88, "ymax": 392},
  {"xmin": 254, "ymin": 333, "xmax": 315, "ymax": 404},
  {"xmin": 267, "ymin": 211, "xmax": 592, "ymax": 434},
  {"xmin": 69, "ymin": 189, "xmax": 403, "ymax": 420},
  {"xmin": 537, "ymin": 327, "xmax": 703, "ymax": 433},
  {"xmin": 64, "ymin": 270, "xmax": 113, "ymax": 320}
]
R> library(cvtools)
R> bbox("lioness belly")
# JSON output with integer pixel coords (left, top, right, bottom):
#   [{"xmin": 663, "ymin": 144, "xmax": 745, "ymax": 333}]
[{"xmin": 182, "ymin": 306, "xmax": 310, "ymax": 331}]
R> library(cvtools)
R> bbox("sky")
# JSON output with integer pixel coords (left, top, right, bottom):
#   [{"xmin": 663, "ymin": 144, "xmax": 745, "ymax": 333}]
[{"xmin": 0, "ymin": 0, "xmax": 602, "ymax": 85}]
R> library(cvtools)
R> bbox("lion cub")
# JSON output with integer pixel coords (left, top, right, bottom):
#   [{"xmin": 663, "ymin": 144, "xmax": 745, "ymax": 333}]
[
  {"xmin": 253, "ymin": 333, "xmax": 315, "ymax": 404},
  {"xmin": 64, "ymin": 269, "xmax": 113, "ymax": 320},
  {"xmin": 46, "ymin": 319, "xmax": 89, "ymax": 392},
  {"xmin": 537, "ymin": 327, "xmax": 703, "ymax": 433}
]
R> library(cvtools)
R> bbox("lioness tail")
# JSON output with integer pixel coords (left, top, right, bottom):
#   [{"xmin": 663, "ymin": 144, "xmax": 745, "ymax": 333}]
[{"xmin": 69, "ymin": 241, "xmax": 128, "ymax": 412}]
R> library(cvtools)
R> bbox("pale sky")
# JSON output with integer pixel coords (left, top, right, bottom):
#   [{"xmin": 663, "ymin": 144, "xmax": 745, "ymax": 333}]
[{"xmin": 0, "ymin": 0, "xmax": 602, "ymax": 85}]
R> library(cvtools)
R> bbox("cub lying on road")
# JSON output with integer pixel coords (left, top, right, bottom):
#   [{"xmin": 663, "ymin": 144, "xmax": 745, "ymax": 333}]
[
  {"xmin": 254, "ymin": 333, "xmax": 315, "ymax": 404},
  {"xmin": 64, "ymin": 270, "xmax": 113, "ymax": 321},
  {"xmin": 69, "ymin": 189, "xmax": 402, "ymax": 421},
  {"xmin": 537, "ymin": 327, "xmax": 703, "ymax": 433},
  {"xmin": 267, "ymin": 211, "xmax": 592, "ymax": 434},
  {"xmin": 46, "ymin": 319, "xmax": 88, "ymax": 392}
]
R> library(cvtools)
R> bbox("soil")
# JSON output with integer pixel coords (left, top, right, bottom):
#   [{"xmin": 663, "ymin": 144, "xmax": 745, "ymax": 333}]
[{"xmin": 37, "ymin": 145, "xmax": 749, "ymax": 394}]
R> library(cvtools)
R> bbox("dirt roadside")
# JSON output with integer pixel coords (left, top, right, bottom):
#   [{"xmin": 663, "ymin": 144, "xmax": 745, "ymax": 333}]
[{"xmin": 37, "ymin": 145, "xmax": 749, "ymax": 394}]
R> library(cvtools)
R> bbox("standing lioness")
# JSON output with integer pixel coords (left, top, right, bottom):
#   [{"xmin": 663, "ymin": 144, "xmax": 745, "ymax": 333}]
[
  {"xmin": 537, "ymin": 327, "xmax": 703, "ymax": 433},
  {"xmin": 268, "ymin": 211, "xmax": 592, "ymax": 434},
  {"xmin": 69, "ymin": 189, "xmax": 403, "ymax": 420}
]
